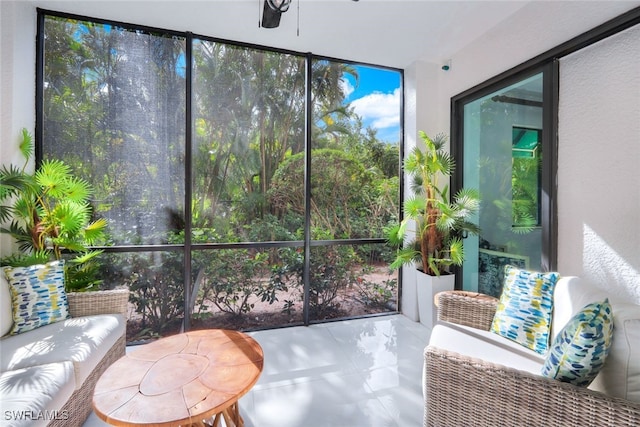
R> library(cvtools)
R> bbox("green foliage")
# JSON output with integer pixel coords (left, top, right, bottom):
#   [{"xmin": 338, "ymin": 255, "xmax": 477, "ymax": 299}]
[
  {"xmin": 63, "ymin": 251, "xmax": 105, "ymax": 290},
  {"xmin": 0, "ymin": 167, "xmax": 29, "ymax": 225},
  {"xmin": 309, "ymin": 244, "xmax": 358, "ymax": 317},
  {"xmin": 387, "ymin": 131, "xmax": 480, "ymax": 276},
  {"xmin": 0, "ymin": 129, "xmax": 108, "ymax": 291},
  {"xmin": 269, "ymin": 148, "xmax": 397, "ymax": 239},
  {"xmin": 246, "ymin": 213, "xmax": 303, "ymax": 242},
  {"xmin": 18, "ymin": 128, "xmax": 34, "ymax": 161},
  {"xmin": 38, "ymin": 15, "xmax": 403, "ymax": 326},
  {"xmin": 116, "ymin": 251, "xmax": 185, "ymax": 334},
  {"xmin": 268, "ymin": 229, "xmax": 364, "ymax": 318},
  {"xmin": 511, "ymin": 156, "xmax": 541, "ymax": 233},
  {"xmin": 195, "ymin": 249, "xmax": 270, "ymax": 316},
  {"xmin": 354, "ymin": 273, "xmax": 397, "ymax": 310}
]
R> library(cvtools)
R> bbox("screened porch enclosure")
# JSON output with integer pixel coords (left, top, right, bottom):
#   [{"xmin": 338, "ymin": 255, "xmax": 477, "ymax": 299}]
[{"xmin": 39, "ymin": 12, "xmax": 402, "ymax": 342}]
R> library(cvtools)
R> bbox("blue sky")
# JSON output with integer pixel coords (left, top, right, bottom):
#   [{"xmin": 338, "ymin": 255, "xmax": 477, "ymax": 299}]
[{"xmin": 342, "ymin": 65, "xmax": 401, "ymax": 144}]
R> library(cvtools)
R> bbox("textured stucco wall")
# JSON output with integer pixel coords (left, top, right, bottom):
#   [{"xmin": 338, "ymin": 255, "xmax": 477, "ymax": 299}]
[
  {"xmin": 558, "ymin": 24, "xmax": 640, "ymax": 303},
  {"xmin": 413, "ymin": 2, "xmax": 640, "ymax": 310}
]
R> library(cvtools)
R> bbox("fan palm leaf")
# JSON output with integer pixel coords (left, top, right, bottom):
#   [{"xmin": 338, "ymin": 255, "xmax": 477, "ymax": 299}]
[
  {"xmin": 35, "ymin": 160, "xmax": 72, "ymax": 196},
  {"xmin": 1, "ymin": 129, "xmax": 108, "ymax": 292},
  {"xmin": 83, "ymin": 218, "xmax": 108, "ymax": 243},
  {"xmin": 388, "ymin": 131, "xmax": 481, "ymax": 276},
  {"xmin": 18, "ymin": 128, "xmax": 33, "ymax": 163}
]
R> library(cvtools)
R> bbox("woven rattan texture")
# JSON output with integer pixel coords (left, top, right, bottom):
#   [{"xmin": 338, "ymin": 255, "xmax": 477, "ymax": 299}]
[
  {"xmin": 425, "ymin": 291, "xmax": 640, "ymax": 427},
  {"xmin": 67, "ymin": 288, "xmax": 129, "ymax": 318},
  {"xmin": 436, "ymin": 291, "xmax": 499, "ymax": 331},
  {"xmin": 424, "ymin": 347, "xmax": 640, "ymax": 427}
]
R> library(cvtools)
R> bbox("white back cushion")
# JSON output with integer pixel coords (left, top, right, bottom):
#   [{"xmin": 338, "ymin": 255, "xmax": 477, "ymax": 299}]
[
  {"xmin": 551, "ymin": 276, "xmax": 607, "ymax": 340},
  {"xmin": 589, "ymin": 303, "xmax": 640, "ymax": 402},
  {"xmin": 553, "ymin": 276, "xmax": 640, "ymax": 402},
  {"xmin": 1, "ymin": 273, "xmax": 13, "ymax": 336}
]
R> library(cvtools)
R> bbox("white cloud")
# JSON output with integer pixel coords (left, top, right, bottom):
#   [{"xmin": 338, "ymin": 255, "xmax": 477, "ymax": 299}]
[
  {"xmin": 340, "ymin": 77, "xmax": 355, "ymax": 98},
  {"xmin": 350, "ymin": 88, "xmax": 400, "ymax": 130}
]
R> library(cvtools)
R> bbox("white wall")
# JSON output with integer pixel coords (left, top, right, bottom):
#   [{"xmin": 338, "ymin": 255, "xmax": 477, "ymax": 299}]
[
  {"xmin": 0, "ymin": 1, "xmax": 37, "ymax": 256},
  {"xmin": 557, "ymin": 24, "xmax": 640, "ymax": 303},
  {"xmin": 401, "ymin": 60, "xmax": 440, "ymax": 321},
  {"xmin": 403, "ymin": 2, "xmax": 640, "ymax": 306},
  {"xmin": 0, "ymin": 1, "xmax": 36, "ymax": 165},
  {"xmin": 432, "ymin": 1, "xmax": 640, "ymax": 133}
]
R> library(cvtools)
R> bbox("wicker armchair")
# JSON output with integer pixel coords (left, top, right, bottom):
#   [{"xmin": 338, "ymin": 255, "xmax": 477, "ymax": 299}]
[
  {"xmin": 66, "ymin": 288, "xmax": 129, "ymax": 318},
  {"xmin": 49, "ymin": 289, "xmax": 129, "ymax": 427},
  {"xmin": 424, "ymin": 291, "xmax": 640, "ymax": 427}
]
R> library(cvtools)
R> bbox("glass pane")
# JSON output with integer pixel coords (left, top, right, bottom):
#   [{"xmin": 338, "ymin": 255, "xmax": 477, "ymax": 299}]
[
  {"xmin": 99, "ymin": 251, "xmax": 185, "ymax": 343},
  {"xmin": 39, "ymin": 12, "xmax": 404, "ymax": 332},
  {"xmin": 42, "ymin": 16, "xmax": 186, "ymax": 246},
  {"xmin": 511, "ymin": 126, "xmax": 541, "ymax": 228},
  {"xmin": 462, "ymin": 73, "xmax": 544, "ymax": 297},
  {"xmin": 308, "ymin": 243, "xmax": 398, "ymax": 322},
  {"xmin": 310, "ymin": 61, "xmax": 401, "ymax": 239},
  {"xmin": 188, "ymin": 247, "xmax": 304, "ymax": 329},
  {"xmin": 191, "ymin": 41, "xmax": 305, "ymax": 243}
]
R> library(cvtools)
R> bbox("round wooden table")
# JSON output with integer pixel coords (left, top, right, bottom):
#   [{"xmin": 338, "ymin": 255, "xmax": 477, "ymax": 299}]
[{"xmin": 93, "ymin": 329, "xmax": 263, "ymax": 427}]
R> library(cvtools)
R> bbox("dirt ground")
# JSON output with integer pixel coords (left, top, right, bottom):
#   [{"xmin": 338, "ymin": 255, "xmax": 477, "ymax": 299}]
[{"xmin": 126, "ymin": 267, "xmax": 397, "ymax": 343}]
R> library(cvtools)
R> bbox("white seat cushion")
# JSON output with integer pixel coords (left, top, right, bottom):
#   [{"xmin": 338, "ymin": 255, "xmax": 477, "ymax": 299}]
[
  {"xmin": 428, "ymin": 322, "xmax": 545, "ymax": 376},
  {"xmin": 0, "ymin": 314, "xmax": 125, "ymax": 389},
  {"xmin": 0, "ymin": 361, "xmax": 75, "ymax": 427}
]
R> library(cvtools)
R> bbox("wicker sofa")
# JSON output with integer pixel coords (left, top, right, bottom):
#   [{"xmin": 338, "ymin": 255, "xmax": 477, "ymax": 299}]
[
  {"xmin": 424, "ymin": 276, "xmax": 640, "ymax": 427},
  {"xmin": 0, "ymin": 274, "xmax": 128, "ymax": 427}
]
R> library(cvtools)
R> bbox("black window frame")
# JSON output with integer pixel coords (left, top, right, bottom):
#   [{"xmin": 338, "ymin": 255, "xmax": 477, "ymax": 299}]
[
  {"xmin": 35, "ymin": 8, "xmax": 405, "ymax": 329},
  {"xmin": 450, "ymin": 6, "xmax": 640, "ymax": 288}
]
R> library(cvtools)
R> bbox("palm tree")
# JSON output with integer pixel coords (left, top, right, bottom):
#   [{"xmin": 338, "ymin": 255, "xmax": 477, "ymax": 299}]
[
  {"xmin": 0, "ymin": 129, "xmax": 108, "ymax": 291},
  {"xmin": 387, "ymin": 131, "xmax": 480, "ymax": 276}
]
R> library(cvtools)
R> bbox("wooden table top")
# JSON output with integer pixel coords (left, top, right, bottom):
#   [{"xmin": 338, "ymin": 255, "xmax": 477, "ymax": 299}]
[{"xmin": 93, "ymin": 329, "xmax": 264, "ymax": 426}]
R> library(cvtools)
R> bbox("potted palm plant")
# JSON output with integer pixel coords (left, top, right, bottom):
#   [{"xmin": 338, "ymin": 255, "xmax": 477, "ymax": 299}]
[
  {"xmin": 387, "ymin": 131, "xmax": 480, "ymax": 327},
  {"xmin": 0, "ymin": 129, "xmax": 107, "ymax": 292}
]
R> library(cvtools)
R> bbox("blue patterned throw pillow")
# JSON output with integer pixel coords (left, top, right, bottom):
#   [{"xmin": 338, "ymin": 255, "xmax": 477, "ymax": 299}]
[
  {"xmin": 491, "ymin": 265, "xmax": 560, "ymax": 354},
  {"xmin": 3, "ymin": 260, "xmax": 70, "ymax": 335},
  {"xmin": 541, "ymin": 299, "xmax": 613, "ymax": 387}
]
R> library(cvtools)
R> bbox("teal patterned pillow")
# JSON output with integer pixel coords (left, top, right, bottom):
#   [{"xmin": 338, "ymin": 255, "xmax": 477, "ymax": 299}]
[
  {"xmin": 541, "ymin": 299, "xmax": 613, "ymax": 387},
  {"xmin": 3, "ymin": 260, "xmax": 70, "ymax": 335},
  {"xmin": 491, "ymin": 265, "xmax": 560, "ymax": 354}
]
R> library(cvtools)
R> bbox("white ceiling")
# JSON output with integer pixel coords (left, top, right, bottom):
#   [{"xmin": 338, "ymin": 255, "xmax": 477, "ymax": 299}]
[{"xmin": 28, "ymin": 0, "xmax": 640, "ymax": 69}]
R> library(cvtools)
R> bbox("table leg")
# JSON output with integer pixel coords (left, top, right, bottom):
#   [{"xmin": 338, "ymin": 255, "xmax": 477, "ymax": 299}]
[
  {"xmin": 198, "ymin": 402, "xmax": 243, "ymax": 427},
  {"xmin": 222, "ymin": 402, "xmax": 243, "ymax": 427}
]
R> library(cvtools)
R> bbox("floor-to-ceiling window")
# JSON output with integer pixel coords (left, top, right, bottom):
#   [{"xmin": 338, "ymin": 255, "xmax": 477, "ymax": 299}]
[
  {"xmin": 452, "ymin": 65, "xmax": 557, "ymax": 296},
  {"xmin": 37, "ymin": 11, "xmax": 401, "ymax": 341},
  {"xmin": 307, "ymin": 59, "xmax": 401, "ymax": 322}
]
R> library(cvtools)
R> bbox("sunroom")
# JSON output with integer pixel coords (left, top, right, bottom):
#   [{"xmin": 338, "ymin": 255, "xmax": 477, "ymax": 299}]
[{"xmin": 1, "ymin": 1, "xmax": 639, "ymax": 427}]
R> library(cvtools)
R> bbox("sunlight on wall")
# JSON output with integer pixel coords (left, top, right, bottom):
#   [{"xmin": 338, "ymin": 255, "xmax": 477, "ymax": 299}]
[{"xmin": 583, "ymin": 224, "xmax": 640, "ymax": 305}]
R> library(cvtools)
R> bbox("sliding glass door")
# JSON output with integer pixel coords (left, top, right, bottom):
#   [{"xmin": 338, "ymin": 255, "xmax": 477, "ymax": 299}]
[{"xmin": 454, "ymin": 67, "xmax": 557, "ymax": 296}]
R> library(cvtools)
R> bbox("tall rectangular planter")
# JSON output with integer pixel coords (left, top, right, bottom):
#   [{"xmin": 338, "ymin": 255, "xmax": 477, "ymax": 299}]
[{"xmin": 416, "ymin": 271, "xmax": 455, "ymax": 329}]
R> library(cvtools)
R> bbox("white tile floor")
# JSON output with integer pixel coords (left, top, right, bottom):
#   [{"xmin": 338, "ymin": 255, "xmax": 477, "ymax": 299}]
[{"xmin": 84, "ymin": 314, "xmax": 430, "ymax": 427}]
